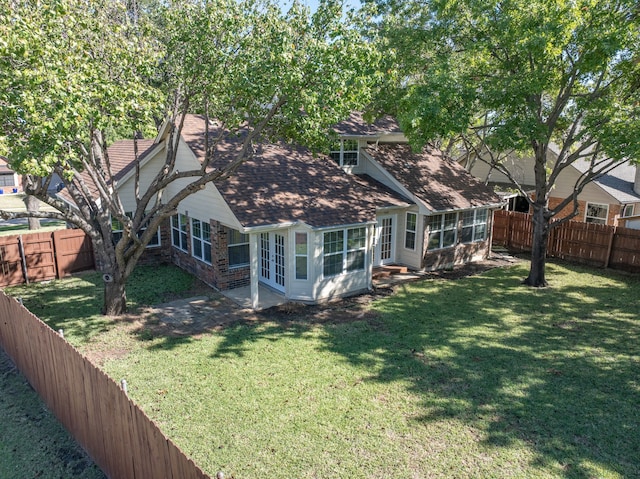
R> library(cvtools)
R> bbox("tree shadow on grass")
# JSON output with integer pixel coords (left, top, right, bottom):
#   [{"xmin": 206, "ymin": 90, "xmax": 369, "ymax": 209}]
[{"xmin": 209, "ymin": 260, "xmax": 640, "ymax": 478}]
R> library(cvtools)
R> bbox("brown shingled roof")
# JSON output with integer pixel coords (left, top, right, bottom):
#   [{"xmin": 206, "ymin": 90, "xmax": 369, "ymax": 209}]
[
  {"xmin": 180, "ymin": 114, "xmax": 413, "ymax": 228},
  {"xmin": 332, "ymin": 111, "xmax": 402, "ymax": 137},
  {"xmin": 365, "ymin": 144, "xmax": 501, "ymax": 212}
]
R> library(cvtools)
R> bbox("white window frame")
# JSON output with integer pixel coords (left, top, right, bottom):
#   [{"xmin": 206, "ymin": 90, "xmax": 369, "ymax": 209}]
[
  {"xmin": 622, "ymin": 204, "xmax": 634, "ymax": 217},
  {"xmin": 427, "ymin": 213, "xmax": 458, "ymax": 250},
  {"xmin": 171, "ymin": 213, "xmax": 189, "ymax": 252},
  {"xmin": 404, "ymin": 212, "xmax": 417, "ymax": 250},
  {"xmin": 112, "ymin": 212, "xmax": 160, "ymax": 248},
  {"xmin": 191, "ymin": 218, "xmax": 212, "ymax": 264},
  {"xmin": 228, "ymin": 228, "xmax": 250, "ymax": 269},
  {"xmin": 294, "ymin": 232, "xmax": 308, "ymax": 280},
  {"xmin": 330, "ymin": 139, "xmax": 359, "ymax": 167},
  {"xmin": 323, "ymin": 226, "xmax": 367, "ymax": 277},
  {"xmin": 461, "ymin": 209, "xmax": 488, "ymax": 244},
  {"xmin": 585, "ymin": 202, "xmax": 609, "ymax": 224}
]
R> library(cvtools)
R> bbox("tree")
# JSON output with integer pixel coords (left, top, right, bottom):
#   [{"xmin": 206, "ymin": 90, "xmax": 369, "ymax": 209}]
[
  {"xmin": 368, "ymin": 0, "xmax": 640, "ymax": 286},
  {"xmin": 0, "ymin": 0, "xmax": 380, "ymax": 315}
]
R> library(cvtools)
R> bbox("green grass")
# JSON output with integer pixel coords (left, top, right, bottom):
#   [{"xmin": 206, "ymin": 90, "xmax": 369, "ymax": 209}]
[
  {"xmin": 0, "ymin": 350, "xmax": 105, "ymax": 479},
  {"xmin": 6, "ymin": 260, "xmax": 640, "ymax": 478},
  {"xmin": 4, "ymin": 264, "xmax": 201, "ymax": 347}
]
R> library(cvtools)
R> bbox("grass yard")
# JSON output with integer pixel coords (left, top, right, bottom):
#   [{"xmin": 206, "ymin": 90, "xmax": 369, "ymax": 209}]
[
  {"xmin": 5, "ymin": 260, "xmax": 640, "ymax": 478},
  {"xmin": 0, "ymin": 350, "xmax": 105, "ymax": 479}
]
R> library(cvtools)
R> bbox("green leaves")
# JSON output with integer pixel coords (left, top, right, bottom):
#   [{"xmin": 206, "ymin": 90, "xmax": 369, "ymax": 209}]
[{"xmin": 0, "ymin": 0, "xmax": 163, "ymax": 174}]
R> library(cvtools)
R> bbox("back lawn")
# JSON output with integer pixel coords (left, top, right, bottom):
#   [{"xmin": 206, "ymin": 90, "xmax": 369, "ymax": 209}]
[{"xmin": 5, "ymin": 260, "xmax": 640, "ymax": 478}]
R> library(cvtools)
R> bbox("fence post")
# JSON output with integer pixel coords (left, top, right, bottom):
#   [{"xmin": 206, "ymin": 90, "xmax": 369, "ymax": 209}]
[
  {"xmin": 18, "ymin": 235, "xmax": 29, "ymax": 284},
  {"xmin": 604, "ymin": 226, "xmax": 616, "ymax": 269}
]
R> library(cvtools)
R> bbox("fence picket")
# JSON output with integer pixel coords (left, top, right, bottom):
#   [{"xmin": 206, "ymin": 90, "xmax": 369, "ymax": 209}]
[
  {"xmin": 493, "ymin": 210, "xmax": 640, "ymax": 273},
  {"xmin": 0, "ymin": 293, "xmax": 212, "ymax": 479}
]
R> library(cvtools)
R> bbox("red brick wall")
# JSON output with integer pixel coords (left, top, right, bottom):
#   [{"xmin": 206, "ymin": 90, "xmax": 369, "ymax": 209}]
[
  {"xmin": 169, "ymin": 218, "xmax": 250, "ymax": 291},
  {"xmin": 548, "ymin": 197, "xmax": 620, "ymax": 226}
]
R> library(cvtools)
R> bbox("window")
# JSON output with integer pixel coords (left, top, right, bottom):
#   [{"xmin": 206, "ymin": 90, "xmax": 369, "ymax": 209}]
[
  {"xmin": 191, "ymin": 219, "xmax": 211, "ymax": 264},
  {"xmin": 295, "ymin": 232, "xmax": 308, "ymax": 280},
  {"xmin": 112, "ymin": 212, "xmax": 160, "ymax": 248},
  {"xmin": 323, "ymin": 227, "xmax": 367, "ymax": 277},
  {"xmin": 329, "ymin": 139, "xmax": 359, "ymax": 167},
  {"xmin": 405, "ymin": 212, "xmax": 417, "ymax": 250},
  {"xmin": 585, "ymin": 203, "xmax": 608, "ymax": 224},
  {"xmin": 427, "ymin": 213, "xmax": 457, "ymax": 250},
  {"xmin": 460, "ymin": 209, "xmax": 488, "ymax": 243},
  {"xmin": 346, "ymin": 227, "xmax": 367, "ymax": 272},
  {"xmin": 171, "ymin": 214, "xmax": 189, "ymax": 251},
  {"xmin": 228, "ymin": 228, "xmax": 249, "ymax": 268},
  {"xmin": 0, "ymin": 174, "xmax": 15, "ymax": 187},
  {"xmin": 622, "ymin": 204, "xmax": 634, "ymax": 217},
  {"xmin": 323, "ymin": 230, "xmax": 344, "ymax": 276}
]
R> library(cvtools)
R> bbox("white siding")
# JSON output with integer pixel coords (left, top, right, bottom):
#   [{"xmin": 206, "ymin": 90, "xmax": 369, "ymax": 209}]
[
  {"xmin": 116, "ymin": 145, "xmax": 168, "ymax": 211},
  {"xmin": 395, "ymin": 208, "xmax": 423, "ymax": 269},
  {"xmin": 550, "ymin": 167, "xmax": 617, "ymax": 205}
]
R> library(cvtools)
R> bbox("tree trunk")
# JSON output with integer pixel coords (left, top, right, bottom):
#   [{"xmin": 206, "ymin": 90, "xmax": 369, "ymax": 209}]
[
  {"xmin": 23, "ymin": 194, "xmax": 41, "ymax": 230},
  {"xmin": 524, "ymin": 204, "xmax": 550, "ymax": 287},
  {"xmin": 103, "ymin": 275, "xmax": 127, "ymax": 316}
]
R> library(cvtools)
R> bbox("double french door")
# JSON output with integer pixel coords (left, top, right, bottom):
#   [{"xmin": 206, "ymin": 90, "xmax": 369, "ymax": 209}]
[{"xmin": 259, "ymin": 232, "xmax": 285, "ymax": 292}]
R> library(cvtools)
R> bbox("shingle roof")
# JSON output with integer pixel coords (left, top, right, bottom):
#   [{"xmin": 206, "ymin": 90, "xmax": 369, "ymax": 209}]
[
  {"xmin": 365, "ymin": 144, "xmax": 501, "ymax": 212},
  {"xmin": 573, "ymin": 159, "xmax": 640, "ymax": 204},
  {"xmin": 332, "ymin": 111, "xmax": 403, "ymax": 137},
  {"xmin": 181, "ymin": 115, "xmax": 382, "ymax": 228}
]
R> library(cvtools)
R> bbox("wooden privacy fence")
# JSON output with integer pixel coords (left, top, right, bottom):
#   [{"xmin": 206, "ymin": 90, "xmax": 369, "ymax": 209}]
[
  {"xmin": 493, "ymin": 210, "xmax": 640, "ymax": 272},
  {"xmin": 0, "ymin": 229, "xmax": 94, "ymax": 287},
  {"xmin": 0, "ymin": 293, "xmax": 211, "ymax": 479}
]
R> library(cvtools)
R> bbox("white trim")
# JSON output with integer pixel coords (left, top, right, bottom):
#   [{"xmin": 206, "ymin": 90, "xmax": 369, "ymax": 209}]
[{"xmin": 585, "ymin": 202, "xmax": 609, "ymax": 224}]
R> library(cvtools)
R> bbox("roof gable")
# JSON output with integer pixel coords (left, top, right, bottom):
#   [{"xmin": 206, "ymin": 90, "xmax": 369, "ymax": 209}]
[{"xmin": 573, "ymin": 160, "xmax": 640, "ymax": 204}]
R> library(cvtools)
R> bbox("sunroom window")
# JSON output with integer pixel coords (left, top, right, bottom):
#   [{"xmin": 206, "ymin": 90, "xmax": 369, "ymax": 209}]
[
  {"xmin": 427, "ymin": 213, "xmax": 457, "ymax": 250},
  {"xmin": 295, "ymin": 232, "xmax": 308, "ymax": 280},
  {"xmin": 461, "ymin": 209, "xmax": 488, "ymax": 243},
  {"xmin": 323, "ymin": 226, "xmax": 367, "ymax": 277}
]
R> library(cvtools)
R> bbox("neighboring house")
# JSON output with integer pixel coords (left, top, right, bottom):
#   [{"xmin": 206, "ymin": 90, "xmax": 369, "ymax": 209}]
[
  {"xmin": 77, "ymin": 113, "xmax": 502, "ymax": 308},
  {"xmin": 463, "ymin": 151, "xmax": 640, "ymax": 226},
  {"xmin": 0, "ymin": 156, "xmax": 21, "ymax": 193}
]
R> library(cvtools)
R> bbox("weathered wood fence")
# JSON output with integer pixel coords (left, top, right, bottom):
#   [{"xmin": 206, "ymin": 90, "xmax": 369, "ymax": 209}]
[
  {"xmin": 493, "ymin": 210, "xmax": 640, "ymax": 272},
  {"xmin": 0, "ymin": 229, "xmax": 94, "ymax": 287},
  {"xmin": 0, "ymin": 293, "xmax": 211, "ymax": 479}
]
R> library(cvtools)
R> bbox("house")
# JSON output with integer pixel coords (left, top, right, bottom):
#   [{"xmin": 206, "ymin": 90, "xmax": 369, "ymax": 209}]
[
  {"xmin": 0, "ymin": 156, "xmax": 21, "ymax": 194},
  {"xmin": 462, "ymin": 150, "xmax": 640, "ymax": 226},
  {"xmin": 92, "ymin": 113, "xmax": 502, "ymax": 308}
]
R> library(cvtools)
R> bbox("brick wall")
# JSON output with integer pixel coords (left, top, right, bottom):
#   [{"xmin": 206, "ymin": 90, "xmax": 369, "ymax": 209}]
[
  {"xmin": 422, "ymin": 240, "xmax": 490, "ymax": 270},
  {"xmin": 548, "ymin": 197, "xmax": 620, "ymax": 226},
  {"xmin": 169, "ymin": 218, "xmax": 250, "ymax": 291}
]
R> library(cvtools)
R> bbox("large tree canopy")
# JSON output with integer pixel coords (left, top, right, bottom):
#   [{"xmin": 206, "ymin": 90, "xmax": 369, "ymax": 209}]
[
  {"xmin": 368, "ymin": 0, "xmax": 640, "ymax": 286},
  {"xmin": 0, "ymin": 0, "xmax": 380, "ymax": 314}
]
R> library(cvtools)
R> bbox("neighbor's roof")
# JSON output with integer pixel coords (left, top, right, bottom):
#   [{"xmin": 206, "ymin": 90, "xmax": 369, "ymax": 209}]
[
  {"xmin": 573, "ymin": 159, "xmax": 640, "ymax": 204},
  {"xmin": 332, "ymin": 111, "xmax": 403, "ymax": 137},
  {"xmin": 365, "ymin": 144, "xmax": 501, "ymax": 212},
  {"xmin": 181, "ymin": 114, "xmax": 392, "ymax": 228}
]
